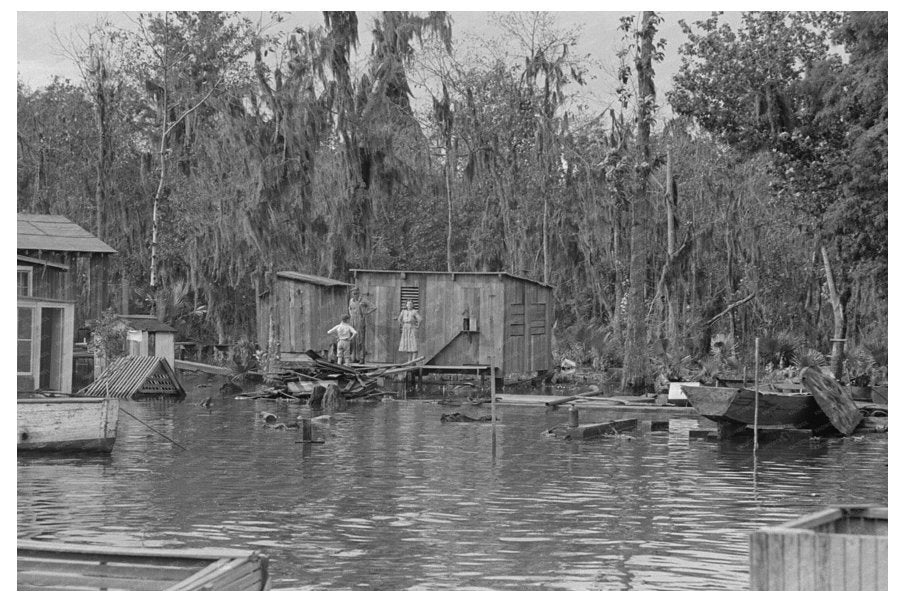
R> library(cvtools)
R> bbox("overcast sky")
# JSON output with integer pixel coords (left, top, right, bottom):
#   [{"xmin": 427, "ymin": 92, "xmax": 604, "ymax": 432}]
[{"xmin": 16, "ymin": 10, "xmax": 739, "ymax": 114}]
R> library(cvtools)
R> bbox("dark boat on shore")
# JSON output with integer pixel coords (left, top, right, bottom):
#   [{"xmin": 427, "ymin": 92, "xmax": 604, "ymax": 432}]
[{"xmin": 680, "ymin": 385, "xmax": 823, "ymax": 427}]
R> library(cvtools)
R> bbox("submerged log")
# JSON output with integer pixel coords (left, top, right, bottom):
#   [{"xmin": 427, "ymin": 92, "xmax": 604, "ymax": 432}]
[
  {"xmin": 440, "ymin": 413, "xmax": 494, "ymax": 423},
  {"xmin": 322, "ymin": 384, "xmax": 346, "ymax": 413}
]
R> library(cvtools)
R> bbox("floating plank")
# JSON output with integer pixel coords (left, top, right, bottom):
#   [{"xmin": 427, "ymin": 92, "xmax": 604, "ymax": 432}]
[
  {"xmin": 544, "ymin": 386, "xmax": 600, "ymax": 407},
  {"xmin": 174, "ymin": 359, "xmax": 233, "ymax": 376},
  {"xmin": 801, "ymin": 367, "xmax": 863, "ymax": 436},
  {"xmin": 546, "ymin": 418, "xmax": 638, "ymax": 440}
]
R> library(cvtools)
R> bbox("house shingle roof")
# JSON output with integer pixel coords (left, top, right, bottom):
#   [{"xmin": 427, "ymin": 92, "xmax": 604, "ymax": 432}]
[{"xmin": 18, "ymin": 213, "xmax": 116, "ymax": 254}]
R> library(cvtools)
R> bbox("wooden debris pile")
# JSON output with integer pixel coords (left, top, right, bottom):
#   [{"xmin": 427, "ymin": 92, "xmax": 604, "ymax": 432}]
[{"xmin": 236, "ymin": 351, "xmax": 423, "ymax": 408}]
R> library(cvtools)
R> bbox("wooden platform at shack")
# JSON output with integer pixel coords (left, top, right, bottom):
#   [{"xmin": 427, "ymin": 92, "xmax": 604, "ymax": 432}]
[
  {"xmin": 17, "ymin": 540, "xmax": 270, "ymax": 591},
  {"xmin": 750, "ymin": 506, "xmax": 887, "ymax": 590}
]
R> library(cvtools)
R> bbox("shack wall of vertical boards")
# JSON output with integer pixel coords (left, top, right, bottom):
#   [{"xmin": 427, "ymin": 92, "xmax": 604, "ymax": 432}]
[
  {"xmin": 351, "ymin": 271, "xmax": 553, "ymax": 377},
  {"xmin": 257, "ymin": 275, "xmax": 350, "ymax": 358}
]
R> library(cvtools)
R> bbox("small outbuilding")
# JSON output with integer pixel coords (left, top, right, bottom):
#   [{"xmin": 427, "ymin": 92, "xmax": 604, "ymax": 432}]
[
  {"xmin": 117, "ymin": 315, "xmax": 178, "ymax": 369},
  {"xmin": 349, "ymin": 270, "xmax": 554, "ymax": 378},
  {"xmin": 256, "ymin": 271, "xmax": 352, "ymax": 361}
]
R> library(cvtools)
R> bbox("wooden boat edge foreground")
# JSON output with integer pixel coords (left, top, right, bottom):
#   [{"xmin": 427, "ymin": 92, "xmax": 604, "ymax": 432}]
[
  {"xmin": 18, "ymin": 540, "xmax": 270, "ymax": 591},
  {"xmin": 17, "ymin": 396, "xmax": 119, "ymax": 453},
  {"xmin": 750, "ymin": 506, "xmax": 888, "ymax": 590}
]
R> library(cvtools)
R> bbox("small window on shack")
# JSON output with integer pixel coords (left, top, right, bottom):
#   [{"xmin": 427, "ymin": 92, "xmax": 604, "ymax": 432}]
[
  {"xmin": 17, "ymin": 267, "xmax": 32, "ymax": 297},
  {"xmin": 400, "ymin": 286, "xmax": 420, "ymax": 310},
  {"xmin": 17, "ymin": 307, "xmax": 33, "ymax": 374}
]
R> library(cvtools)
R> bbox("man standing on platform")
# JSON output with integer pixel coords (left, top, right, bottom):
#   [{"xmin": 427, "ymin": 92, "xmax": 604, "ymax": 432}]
[{"xmin": 348, "ymin": 286, "xmax": 375, "ymax": 363}]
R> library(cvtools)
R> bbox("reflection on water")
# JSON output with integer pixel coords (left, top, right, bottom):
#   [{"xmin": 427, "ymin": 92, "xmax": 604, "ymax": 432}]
[{"xmin": 18, "ymin": 385, "xmax": 887, "ymax": 590}]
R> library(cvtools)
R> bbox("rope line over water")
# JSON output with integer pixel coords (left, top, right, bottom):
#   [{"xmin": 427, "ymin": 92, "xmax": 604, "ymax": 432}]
[{"xmin": 118, "ymin": 406, "xmax": 189, "ymax": 451}]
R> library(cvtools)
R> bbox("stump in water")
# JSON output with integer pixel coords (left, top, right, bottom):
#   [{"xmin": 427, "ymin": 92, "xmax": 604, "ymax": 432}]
[
  {"xmin": 322, "ymin": 384, "xmax": 347, "ymax": 413},
  {"xmin": 310, "ymin": 385, "xmax": 326, "ymax": 409},
  {"xmin": 801, "ymin": 367, "xmax": 862, "ymax": 436}
]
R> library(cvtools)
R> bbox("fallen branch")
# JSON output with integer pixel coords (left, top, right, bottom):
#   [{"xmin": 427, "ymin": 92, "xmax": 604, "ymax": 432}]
[{"xmin": 704, "ymin": 292, "xmax": 756, "ymax": 326}]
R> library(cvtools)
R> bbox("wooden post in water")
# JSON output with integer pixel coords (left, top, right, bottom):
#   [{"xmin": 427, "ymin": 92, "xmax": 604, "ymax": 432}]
[
  {"xmin": 490, "ymin": 356, "xmax": 497, "ymax": 449},
  {"xmin": 753, "ymin": 337, "xmax": 760, "ymax": 451}
]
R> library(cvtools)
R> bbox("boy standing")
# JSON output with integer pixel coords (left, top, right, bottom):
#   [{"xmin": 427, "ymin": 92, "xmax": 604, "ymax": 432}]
[{"xmin": 327, "ymin": 314, "xmax": 358, "ymax": 365}]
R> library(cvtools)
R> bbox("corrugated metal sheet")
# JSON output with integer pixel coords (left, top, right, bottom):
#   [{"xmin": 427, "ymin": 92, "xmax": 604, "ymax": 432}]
[
  {"xmin": 78, "ymin": 356, "xmax": 185, "ymax": 398},
  {"xmin": 276, "ymin": 271, "xmax": 350, "ymax": 288},
  {"xmin": 17, "ymin": 214, "xmax": 117, "ymax": 254}
]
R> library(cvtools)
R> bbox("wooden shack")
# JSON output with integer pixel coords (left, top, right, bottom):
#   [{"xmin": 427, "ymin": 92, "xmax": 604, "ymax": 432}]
[
  {"xmin": 18, "ymin": 214, "xmax": 116, "ymax": 332},
  {"xmin": 349, "ymin": 270, "xmax": 554, "ymax": 378},
  {"xmin": 256, "ymin": 271, "xmax": 351, "ymax": 360},
  {"xmin": 17, "ymin": 214, "xmax": 116, "ymax": 394}
]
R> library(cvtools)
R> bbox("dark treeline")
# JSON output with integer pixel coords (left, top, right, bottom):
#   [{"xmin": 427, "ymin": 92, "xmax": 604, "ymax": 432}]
[{"xmin": 17, "ymin": 11, "xmax": 887, "ymax": 389}]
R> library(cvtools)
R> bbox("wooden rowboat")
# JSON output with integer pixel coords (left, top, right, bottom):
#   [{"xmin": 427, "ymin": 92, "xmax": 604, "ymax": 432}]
[
  {"xmin": 680, "ymin": 385, "xmax": 823, "ymax": 427},
  {"xmin": 17, "ymin": 397, "xmax": 118, "ymax": 453},
  {"xmin": 18, "ymin": 540, "xmax": 270, "ymax": 591},
  {"xmin": 750, "ymin": 506, "xmax": 887, "ymax": 590}
]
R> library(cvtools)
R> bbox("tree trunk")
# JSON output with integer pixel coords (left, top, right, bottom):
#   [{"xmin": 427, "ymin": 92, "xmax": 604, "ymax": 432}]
[
  {"xmin": 542, "ymin": 193, "xmax": 549, "ymax": 284},
  {"xmin": 665, "ymin": 151, "xmax": 679, "ymax": 343},
  {"xmin": 621, "ymin": 11, "xmax": 657, "ymax": 394},
  {"xmin": 120, "ymin": 271, "xmax": 130, "ymax": 314},
  {"xmin": 821, "ymin": 244, "xmax": 847, "ymax": 380},
  {"xmin": 445, "ymin": 153, "xmax": 454, "ymax": 271},
  {"xmin": 149, "ymin": 13, "xmax": 170, "ymax": 308},
  {"xmin": 612, "ymin": 210, "xmax": 623, "ymax": 338}
]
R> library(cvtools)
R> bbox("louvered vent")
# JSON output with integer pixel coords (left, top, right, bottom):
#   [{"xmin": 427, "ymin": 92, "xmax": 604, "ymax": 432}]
[{"xmin": 400, "ymin": 286, "xmax": 420, "ymax": 310}]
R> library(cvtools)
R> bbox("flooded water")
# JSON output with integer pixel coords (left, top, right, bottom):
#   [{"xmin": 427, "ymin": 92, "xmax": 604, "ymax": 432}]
[{"xmin": 18, "ymin": 378, "xmax": 888, "ymax": 590}]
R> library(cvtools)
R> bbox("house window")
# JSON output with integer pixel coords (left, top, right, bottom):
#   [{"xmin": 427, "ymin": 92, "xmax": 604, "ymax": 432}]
[
  {"xmin": 17, "ymin": 267, "xmax": 32, "ymax": 297},
  {"xmin": 17, "ymin": 307, "xmax": 33, "ymax": 374},
  {"xmin": 400, "ymin": 286, "xmax": 420, "ymax": 310}
]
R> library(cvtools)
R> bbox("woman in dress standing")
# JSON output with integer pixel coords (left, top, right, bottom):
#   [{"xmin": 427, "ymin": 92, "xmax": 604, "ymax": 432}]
[{"xmin": 396, "ymin": 300, "xmax": 421, "ymax": 362}]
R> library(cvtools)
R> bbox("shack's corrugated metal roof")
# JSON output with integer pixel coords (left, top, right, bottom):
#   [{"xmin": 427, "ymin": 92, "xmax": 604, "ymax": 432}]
[
  {"xmin": 349, "ymin": 269, "xmax": 553, "ymax": 289},
  {"xmin": 276, "ymin": 271, "xmax": 351, "ymax": 287},
  {"xmin": 117, "ymin": 315, "xmax": 178, "ymax": 333},
  {"xmin": 18, "ymin": 213, "xmax": 117, "ymax": 254}
]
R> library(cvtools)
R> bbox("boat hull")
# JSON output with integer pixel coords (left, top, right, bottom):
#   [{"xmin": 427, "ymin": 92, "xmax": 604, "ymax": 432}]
[
  {"xmin": 681, "ymin": 386, "xmax": 822, "ymax": 427},
  {"xmin": 17, "ymin": 397, "xmax": 118, "ymax": 453},
  {"xmin": 18, "ymin": 540, "xmax": 270, "ymax": 590}
]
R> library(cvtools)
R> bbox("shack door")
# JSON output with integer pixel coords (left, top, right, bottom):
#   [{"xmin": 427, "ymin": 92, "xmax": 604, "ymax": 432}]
[
  {"xmin": 38, "ymin": 307, "xmax": 64, "ymax": 390},
  {"xmin": 505, "ymin": 282, "xmax": 526, "ymax": 374},
  {"xmin": 527, "ymin": 287, "xmax": 548, "ymax": 373},
  {"xmin": 371, "ymin": 285, "xmax": 398, "ymax": 363}
]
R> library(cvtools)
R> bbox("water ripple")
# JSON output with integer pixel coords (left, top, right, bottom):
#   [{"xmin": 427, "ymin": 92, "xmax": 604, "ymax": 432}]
[{"xmin": 18, "ymin": 391, "xmax": 887, "ymax": 590}]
